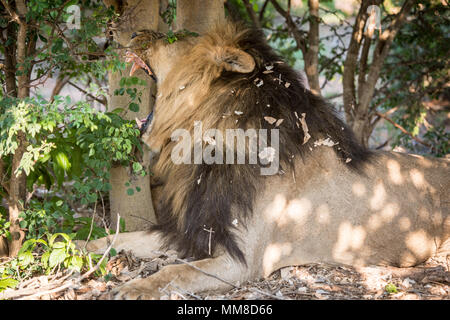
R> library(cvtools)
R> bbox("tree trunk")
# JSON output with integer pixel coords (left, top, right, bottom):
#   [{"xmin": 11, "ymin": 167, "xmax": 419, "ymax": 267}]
[
  {"xmin": 8, "ymin": 0, "xmax": 28, "ymax": 257},
  {"xmin": 104, "ymin": 0, "xmax": 160, "ymax": 231},
  {"xmin": 175, "ymin": 0, "xmax": 225, "ymax": 33},
  {"xmin": 304, "ymin": 0, "xmax": 320, "ymax": 95},
  {"xmin": 343, "ymin": 0, "xmax": 413, "ymax": 147}
]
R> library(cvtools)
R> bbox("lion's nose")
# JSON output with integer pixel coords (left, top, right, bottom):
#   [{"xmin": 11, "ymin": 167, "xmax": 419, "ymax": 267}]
[{"xmin": 131, "ymin": 32, "xmax": 138, "ymax": 39}]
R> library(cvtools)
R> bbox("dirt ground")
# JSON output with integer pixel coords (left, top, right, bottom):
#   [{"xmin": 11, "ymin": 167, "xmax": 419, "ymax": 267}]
[{"xmin": 2, "ymin": 249, "xmax": 448, "ymax": 300}]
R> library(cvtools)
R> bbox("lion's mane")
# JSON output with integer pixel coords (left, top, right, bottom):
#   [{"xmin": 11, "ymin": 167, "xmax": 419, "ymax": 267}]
[{"xmin": 147, "ymin": 23, "xmax": 370, "ymax": 263}]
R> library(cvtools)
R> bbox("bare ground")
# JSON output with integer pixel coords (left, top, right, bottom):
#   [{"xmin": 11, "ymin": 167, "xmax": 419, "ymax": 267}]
[{"xmin": 2, "ymin": 249, "xmax": 449, "ymax": 300}]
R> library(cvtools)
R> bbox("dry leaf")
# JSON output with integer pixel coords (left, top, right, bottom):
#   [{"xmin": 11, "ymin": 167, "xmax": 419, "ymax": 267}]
[
  {"xmin": 254, "ymin": 78, "xmax": 264, "ymax": 87},
  {"xmin": 285, "ymin": 82, "xmax": 291, "ymax": 88},
  {"xmin": 299, "ymin": 113, "xmax": 311, "ymax": 145},
  {"xmin": 314, "ymin": 137, "xmax": 338, "ymax": 147},
  {"xmin": 264, "ymin": 116, "xmax": 277, "ymax": 125}
]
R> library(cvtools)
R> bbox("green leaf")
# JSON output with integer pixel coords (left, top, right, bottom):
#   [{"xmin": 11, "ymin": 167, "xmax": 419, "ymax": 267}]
[
  {"xmin": 129, "ymin": 102, "xmax": 139, "ymax": 112},
  {"xmin": 69, "ymin": 255, "xmax": 84, "ymax": 272},
  {"xmin": 52, "ymin": 241, "xmax": 66, "ymax": 249},
  {"xmin": 126, "ymin": 188, "xmax": 134, "ymax": 196},
  {"xmin": 49, "ymin": 248, "xmax": 67, "ymax": 268},
  {"xmin": 54, "ymin": 151, "xmax": 71, "ymax": 171},
  {"xmin": 18, "ymin": 239, "xmax": 36, "ymax": 254},
  {"xmin": 41, "ymin": 251, "xmax": 50, "ymax": 269},
  {"xmin": 18, "ymin": 251, "xmax": 34, "ymax": 267},
  {"xmin": 385, "ymin": 283, "xmax": 398, "ymax": 294},
  {"xmin": 132, "ymin": 162, "xmax": 142, "ymax": 173},
  {"xmin": 0, "ymin": 278, "xmax": 19, "ymax": 289}
]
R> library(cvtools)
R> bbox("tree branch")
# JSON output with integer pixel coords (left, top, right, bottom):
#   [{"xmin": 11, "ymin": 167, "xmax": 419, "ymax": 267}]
[
  {"xmin": 375, "ymin": 111, "xmax": 431, "ymax": 148},
  {"xmin": 242, "ymin": 0, "xmax": 261, "ymax": 28},
  {"xmin": 270, "ymin": 0, "xmax": 307, "ymax": 53},
  {"xmin": 358, "ymin": 0, "xmax": 414, "ymax": 112}
]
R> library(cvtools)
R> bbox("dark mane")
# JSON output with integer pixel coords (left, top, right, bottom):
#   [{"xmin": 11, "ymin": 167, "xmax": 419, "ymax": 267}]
[{"xmin": 150, "ymin": 24, "xmax": 370, "ymax": 263}]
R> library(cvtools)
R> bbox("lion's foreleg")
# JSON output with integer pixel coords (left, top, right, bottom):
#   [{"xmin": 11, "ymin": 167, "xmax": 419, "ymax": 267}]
[
  {"xmin": 113, "ymin": 254, "xmax": 248, "ymax": 299},
  {"xmin": 78, "ymin": 231, "xmax": 167, "ymax": 259}
]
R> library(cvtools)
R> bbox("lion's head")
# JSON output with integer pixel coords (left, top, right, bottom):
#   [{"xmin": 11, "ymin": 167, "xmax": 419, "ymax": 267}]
[{"xmin": 126, "ymin": 22, "xmax": 370, "ymax": 262}]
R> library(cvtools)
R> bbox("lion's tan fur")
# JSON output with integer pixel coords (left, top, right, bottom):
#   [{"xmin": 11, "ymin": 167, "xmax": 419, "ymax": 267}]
[{"xmin": 84, "ymin": 22, "xmax": 450, "ymax": 299}]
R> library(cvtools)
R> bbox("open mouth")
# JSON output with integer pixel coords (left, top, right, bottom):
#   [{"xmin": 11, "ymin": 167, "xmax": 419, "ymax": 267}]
[{"xmin": 125, "ymin": 51, "xmax": 155, "ymax": 80}]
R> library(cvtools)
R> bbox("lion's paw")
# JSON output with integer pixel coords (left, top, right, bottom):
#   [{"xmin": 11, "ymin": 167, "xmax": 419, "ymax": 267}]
[{"xmin": 112, "ymin": 278, "xmax": 161, "ymax": 300}]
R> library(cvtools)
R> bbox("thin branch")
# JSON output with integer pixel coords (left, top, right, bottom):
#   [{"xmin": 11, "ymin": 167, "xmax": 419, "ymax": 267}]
[
  {"xmin": 259, "ymin": 0, "xmax": 270, "ymax": 23},
  {"xmin": 67, "ymin": 81, "xmax": 107, "ymax": 106},
  {"xmin": 242, "ymin": 0, "xmax": 261, "ymax": 28},
  {"xmin": 0, "ymin": 0, "xmax": 21, "ymax": 23},
  {"xmin": 375, "ymin": 111, "xmax": 432, "ymax": 148},
  {"xmin": 270, "ymin": 0, "xmax": 307, "ymax": 53}
]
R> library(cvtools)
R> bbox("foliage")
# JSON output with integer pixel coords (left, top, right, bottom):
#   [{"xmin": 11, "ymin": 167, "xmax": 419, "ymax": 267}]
[
  {"xmin": 377, "ymin": 1, "xmax": 450, "ymax": 156},
  {"xmin": 0, "ymin": 232, "xmax": 113, "ymax": 292},
  {"xmin": 0, "ymin": 94, "xmax": 144, "ymax": 239}
]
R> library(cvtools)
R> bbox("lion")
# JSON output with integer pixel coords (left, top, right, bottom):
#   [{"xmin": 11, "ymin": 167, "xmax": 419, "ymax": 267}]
[{"xmin": 84, "ymin": 22, "xmax": 450, "ymax": 299}]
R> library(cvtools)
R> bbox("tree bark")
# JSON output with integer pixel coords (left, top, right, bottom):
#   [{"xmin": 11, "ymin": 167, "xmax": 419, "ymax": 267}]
[
  {"xmin": 269, "ymin": 0, "xmax": 321, "ymax": 95},
  {"xmin": 104, "ymin": 0, "xmax": 160, "ymax": 231},
  {"xmin": 175, "ymin": 0, "xmax": 225, "ymax": 33},
  {"xmin": 343, "ymin": 0, "xmax": 413, "ymax": 146},
  {"xmin": 7, "ymin": 0, "xmax": 28, "ymax": 257},
  {"xmin": 304, "ymin": 0, "xmax": 320, "ymax": 95}
]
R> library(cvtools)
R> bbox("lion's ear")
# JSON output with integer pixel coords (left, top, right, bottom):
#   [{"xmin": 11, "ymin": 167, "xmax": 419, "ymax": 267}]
[{"xmin": 215, "ymin": 47, "xmax": 255, "ymax": 73}]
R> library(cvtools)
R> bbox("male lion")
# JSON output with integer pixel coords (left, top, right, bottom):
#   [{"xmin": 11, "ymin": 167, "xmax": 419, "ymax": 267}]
[{"xmin": 86, "ymin": 22, "xmax": 449, "ymax": 299}]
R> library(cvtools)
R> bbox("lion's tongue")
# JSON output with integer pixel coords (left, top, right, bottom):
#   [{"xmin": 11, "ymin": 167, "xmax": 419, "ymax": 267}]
[{"xmin": 125, "ymin": 51, "xmax": 153, "ymax": 77}]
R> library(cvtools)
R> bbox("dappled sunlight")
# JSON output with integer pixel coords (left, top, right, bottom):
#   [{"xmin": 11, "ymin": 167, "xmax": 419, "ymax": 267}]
[
  {"xmin": 380, "ymin": 203, "xmax": 400, "ymax": 222},
  {"xmin": 409, "ymin": 168, "xmax": 426, "ymax": 189},
  {"xmin": 405, "ymin": 230, "xmax": 434, "ymax": 261},
  {"xmin": 387, "ymin": 160, "xmax": 403, "ymax": 185},
  {"xmin": 352, "ymin": 182, "xmax": 366, "ymax": 197},
  {"xmin": 398, "ymin": 216, "xmax": 412, "ymax": 231},
  {"xmin": 332, "ymin": 222, "xmax": 367, "ymax": 263},
  {"xmin": 315, "ymin": 204, "xmax": 330, "ymax": 225},
  {"xmin": 370, "ymin": 182, "xmax": 386, "ymax": 210},
  {"xmin": 264, "ymin": 193, "xmax": 287, "ymax": 224},
  {"xmin": 263, "ymin": 243, "xmax": 293, "ymax": 277},
  {"xmin": 286, "ymin": 198, "xmax": 312, "ymax": 225}
]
